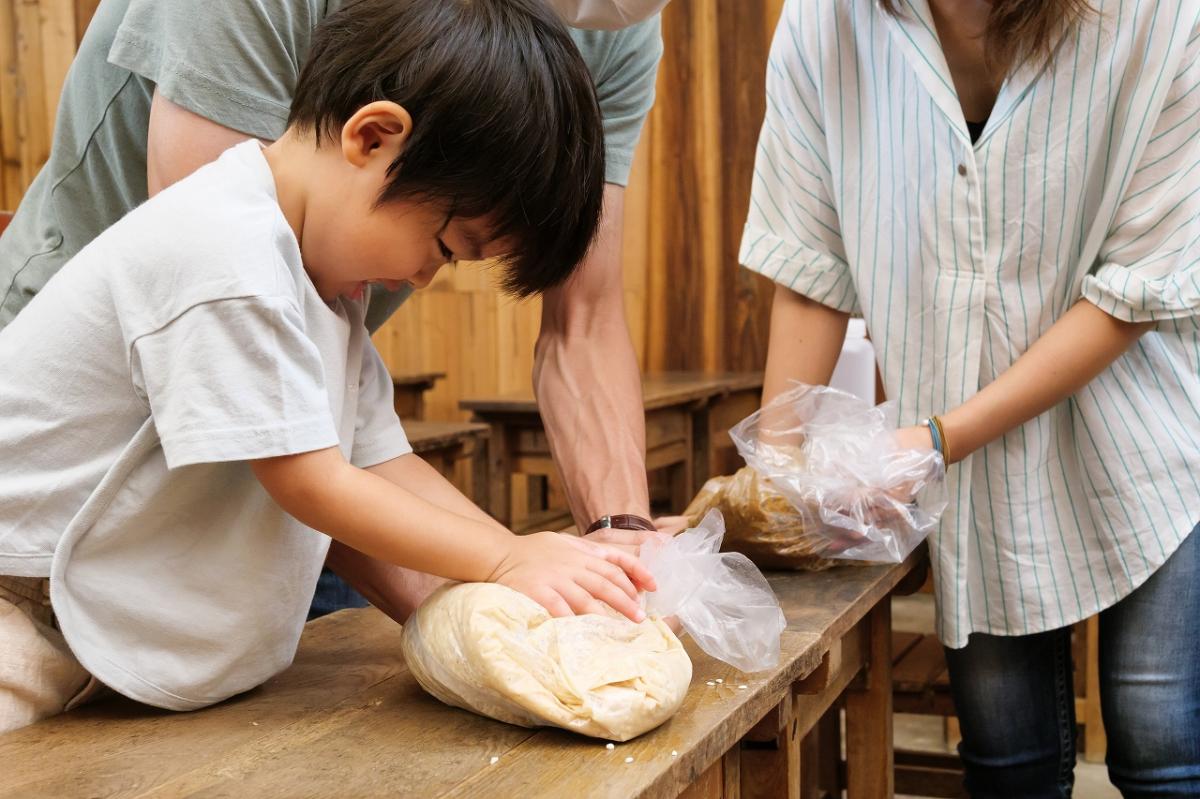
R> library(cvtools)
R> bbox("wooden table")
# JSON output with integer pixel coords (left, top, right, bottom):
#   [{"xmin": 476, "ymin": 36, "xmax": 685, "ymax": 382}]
[
  {"xmin": 460, "ymin": 372, "xmax": 762, "ymax": 530},
  {"xmin": 390, "ymin": 371, "xmax": 446, "ymax": 419},
  {"xmin": 0, "ymin": 550, "xmax": 924, "ymax": 799},
  {"xmin": 406, "ymin": 420, "xmax": 490, "ymax": 510}
]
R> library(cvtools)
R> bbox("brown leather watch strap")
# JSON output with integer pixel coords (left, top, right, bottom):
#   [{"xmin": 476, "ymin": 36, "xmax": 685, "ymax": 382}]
[{"xmin": 584, "ymin": 514, "xmax": 656, "ymax": 534}]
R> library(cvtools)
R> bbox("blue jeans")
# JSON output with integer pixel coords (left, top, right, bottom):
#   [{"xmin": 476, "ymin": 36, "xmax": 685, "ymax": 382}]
[
  {"xmin": 944, "ymin": 523, "xmax": 1200, "ymax": 798},
  {"xmin": 307, "ymin": 566, "xmax": 369, "ymax": 620}
]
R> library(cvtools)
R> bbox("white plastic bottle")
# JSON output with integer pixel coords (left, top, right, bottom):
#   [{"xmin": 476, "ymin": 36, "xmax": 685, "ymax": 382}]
[{"xmin": 828, "ymin": 318, "xmax": 877, "ymax": 403}]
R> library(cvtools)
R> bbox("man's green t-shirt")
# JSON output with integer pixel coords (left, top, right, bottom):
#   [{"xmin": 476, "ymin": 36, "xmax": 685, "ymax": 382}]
[{"xmin": 0, "ymin": 0, "xmax": 662, "ymax": 329}]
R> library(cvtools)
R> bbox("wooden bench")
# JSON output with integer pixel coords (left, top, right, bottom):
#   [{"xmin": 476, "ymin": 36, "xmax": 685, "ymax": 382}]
[
  {"xmin": 460, "ymin": 372, "xmax": 762, "ymax": 532},
  {"xmin": 0, "ymin": 550, "xmax": 925, "ymax": 798},
  {"xmin": 390, "ymin": 370, "xmax": 446, "ymax": 420},
  {"xmin": 405, "ymin": 419, "xmax": 490, "ymax": 511}
]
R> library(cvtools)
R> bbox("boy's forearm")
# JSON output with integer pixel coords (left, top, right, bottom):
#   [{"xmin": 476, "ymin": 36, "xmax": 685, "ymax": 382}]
[
  {"xmin": 251, "ymin": 448, "xmax": 512, "ymax": 583},
  {"xmin": 535, "ymin": 186, "xmax": 651, "ymax": 527},
  {"xmin": 367, "ymin": 453, "xmax": 506, "ymax": 533},
  {"xmin": 938, "ymin": 300, "xmax": 1152, "ymax": 462},
  {"xmin": 762, "ymin": 286, "xmax": 851, "ymax": 405}
]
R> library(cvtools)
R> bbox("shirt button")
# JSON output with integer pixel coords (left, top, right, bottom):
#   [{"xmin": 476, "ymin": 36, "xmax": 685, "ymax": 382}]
[{"xmin": 957, "ymin": 163, "xmax": 968, "ymax": 176}]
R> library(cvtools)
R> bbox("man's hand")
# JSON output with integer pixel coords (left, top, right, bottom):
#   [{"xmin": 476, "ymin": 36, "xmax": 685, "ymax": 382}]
[
  {"xmin": 488, "ymin": 532, "xmax": 657, "ymax": 621},
  {"xmin": 580, "ymin": 526, "xmax": 664, "ymax": 557}
]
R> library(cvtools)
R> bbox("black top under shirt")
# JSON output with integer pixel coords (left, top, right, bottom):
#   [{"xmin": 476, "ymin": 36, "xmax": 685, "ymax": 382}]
[{"xmin": 967, "ymin": 119, "xmax": 986, "ymax": 143}]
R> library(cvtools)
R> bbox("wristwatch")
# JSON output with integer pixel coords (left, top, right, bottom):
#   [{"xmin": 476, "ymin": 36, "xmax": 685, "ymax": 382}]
[{"xmin": 585, "ymin": 514, "xmax": 656, "ymax": 534}]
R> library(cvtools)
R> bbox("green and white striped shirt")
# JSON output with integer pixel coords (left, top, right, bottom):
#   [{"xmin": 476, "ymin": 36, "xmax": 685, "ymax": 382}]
[{"xmin": 740, "ymin": 0, "xmax": 1200, "ymax": 647}]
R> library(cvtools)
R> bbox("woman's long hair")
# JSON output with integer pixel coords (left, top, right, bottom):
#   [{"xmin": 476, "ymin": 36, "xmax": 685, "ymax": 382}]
[{"xmin": 879, "ymin": 0, "xmax": 1095, "ymax": 70}]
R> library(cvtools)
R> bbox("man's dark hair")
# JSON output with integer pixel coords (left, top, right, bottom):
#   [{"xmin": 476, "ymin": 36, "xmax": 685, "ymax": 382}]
[{"xmin": 289, "ymin": 0, "xmax": 605, "ymax": 297}]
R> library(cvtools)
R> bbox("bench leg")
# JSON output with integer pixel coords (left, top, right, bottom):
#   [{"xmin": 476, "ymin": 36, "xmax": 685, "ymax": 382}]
[
  {"xmin": 844, "ymin": 599, "xmax": 894, "ymax": 798},
  {"xmin": 741, "ymin": 719, "xmax": 801, "ymax": 799},
  {"xmin": 680, "ymin": 748, "xmax": 742, "ymax": 799}
]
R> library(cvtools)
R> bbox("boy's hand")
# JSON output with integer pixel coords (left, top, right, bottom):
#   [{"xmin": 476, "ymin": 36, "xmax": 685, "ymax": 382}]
[{"xmin": 487, "ymin": 532, "xmax": 657, "ymax": 622}]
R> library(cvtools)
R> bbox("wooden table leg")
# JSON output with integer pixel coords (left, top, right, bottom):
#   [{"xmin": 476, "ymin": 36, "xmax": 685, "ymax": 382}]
[
  {"xmin": 680, "ymin": 747, "xmax": 743, "ymax": 799},
  {"xmin": 844, "ymin": 599, "xmax": 894, "ymax": 798},
  {"xmin": 483, "ymin": 420, "xmax": 512, "ymax": 527},
  {"xmin": 691, "ymin": 403, "xmax": 712, "ymax": 496},
  {"xmin": 740, "ymin": 699, "xmax": 800, "ymax": 799},
  {"xmin": 469, "ymin": 436, "xmax": 489, "ymax": 513}
]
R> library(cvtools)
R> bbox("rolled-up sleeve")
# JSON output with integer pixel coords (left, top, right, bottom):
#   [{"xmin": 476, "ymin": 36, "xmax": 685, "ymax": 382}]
[
  {"xmin": 738, "ymin": 1, "xmax": 858, "ymax": 315},
  {"xmin": 1082, "ymin": 22, "xmax": 1200, "ymax": 333}
]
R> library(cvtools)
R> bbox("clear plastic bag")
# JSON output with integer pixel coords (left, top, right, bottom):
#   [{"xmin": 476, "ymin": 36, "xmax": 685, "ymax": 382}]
[
  {"xmin": 640, "ymin": 509, "xmax": 787, "ymax": 673},
  {"xmin": 683, "ymin": 466, "xmax": 837, "ymax": 571},
  {"xmin": 729, "ymin": 382, "xmax": 947, "ymax": 563}
]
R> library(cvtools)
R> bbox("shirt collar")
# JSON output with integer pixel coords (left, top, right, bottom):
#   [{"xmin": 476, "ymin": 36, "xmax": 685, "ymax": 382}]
[{"xmin": 880, "ymin": 0, "xmax": 1053, "ymax": 149}]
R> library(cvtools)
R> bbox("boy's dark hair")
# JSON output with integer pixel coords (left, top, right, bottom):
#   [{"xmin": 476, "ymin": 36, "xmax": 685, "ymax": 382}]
[{"xmin": 289, "ymin": 0, "xmax": 605, "ymax": 297}]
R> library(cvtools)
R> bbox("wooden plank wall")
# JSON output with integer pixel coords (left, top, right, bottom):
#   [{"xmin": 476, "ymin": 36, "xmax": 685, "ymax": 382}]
[
  {"xmin": 638, "ymin": 0, "xmax": 785, "ymax": 377},
  {"xmin": 0, "ymin": 0, "xmax": 98, "ymax": 209},
  {"xmin": 1, "ymin": 0, "xmax": 787, "ymax": 420}
]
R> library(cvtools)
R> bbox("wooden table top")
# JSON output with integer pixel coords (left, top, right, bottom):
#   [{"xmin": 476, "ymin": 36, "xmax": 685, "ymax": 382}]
[
  {"xmin": 460, "ymin": 372, "xmax": 764, "ymax": 416},
  {"xmin": 390, "ymin": 371, "xmax": 447, "ymax": 388},
  {"xmin": 0, "ymin": 550, "xmax": 921, "ymax": 799},
  {"xmin": 404, "ymin": 420, "xmax": 490, "ymax": 452}
]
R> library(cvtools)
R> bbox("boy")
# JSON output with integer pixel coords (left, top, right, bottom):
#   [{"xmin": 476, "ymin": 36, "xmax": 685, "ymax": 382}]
[{"xmin": 0, "ymin": 0, "xmax": 654, "ymax": 733}]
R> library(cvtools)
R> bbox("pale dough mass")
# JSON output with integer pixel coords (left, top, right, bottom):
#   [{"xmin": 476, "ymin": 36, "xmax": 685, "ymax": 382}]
[{"xmin": 401, "ymin": 583, "xmax": 693, "ymax": 741}]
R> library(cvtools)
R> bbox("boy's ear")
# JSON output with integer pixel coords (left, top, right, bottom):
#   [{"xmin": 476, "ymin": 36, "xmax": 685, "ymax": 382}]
[{"xmin": 340, "ymin": 101, "xmax": 413, "ymax": 167}]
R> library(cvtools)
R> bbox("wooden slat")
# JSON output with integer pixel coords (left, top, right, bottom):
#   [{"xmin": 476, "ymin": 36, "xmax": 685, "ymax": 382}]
[
  {"xmin": 895, "ymin": 750, "xmax": 967, "ymax": 798},
  {"xmin": 892, "ymin": 634, "xmax": 948, "ymax": 694},
  {"xmin": 73, "ymin": 0, "xmax": 100, "ymax": 45},
  {"xmin": 891, "ymin": 631, "xmax": 923, "ymax": 664}
]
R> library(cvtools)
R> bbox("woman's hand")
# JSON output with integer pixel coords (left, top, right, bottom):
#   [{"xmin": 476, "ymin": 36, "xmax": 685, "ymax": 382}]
[
  {"xmin": 652, "ymin": 515, "xmax": 689, "ymax": 536},
  {"xmin": 487, "ymin": 531, "xmax": 657, "ymax": 622},
  {"xmin": 894, "ymin": 424, "xmax": 935, "ymax": 454}
]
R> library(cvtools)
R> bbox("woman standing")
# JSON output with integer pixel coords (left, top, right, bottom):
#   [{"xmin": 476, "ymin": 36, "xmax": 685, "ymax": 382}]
[{"xmin": 743, "ymin": 0, "xmax": 1200, "ymax": 795}]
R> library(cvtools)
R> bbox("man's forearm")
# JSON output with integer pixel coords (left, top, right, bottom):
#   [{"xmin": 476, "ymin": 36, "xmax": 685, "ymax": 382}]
[
  {"xmin": 535, "ymin": 185, "xmax": 650, "ymax": 528},
  {"xmin": 535, "ymin": 306, "xmax": 649, "ymax": 526}
]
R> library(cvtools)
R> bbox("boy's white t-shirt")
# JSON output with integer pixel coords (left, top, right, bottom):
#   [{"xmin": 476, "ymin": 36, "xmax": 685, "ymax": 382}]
[{"xmin": 0, "ymin": 140, "xmax": 412, "ymax": 709}]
